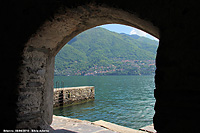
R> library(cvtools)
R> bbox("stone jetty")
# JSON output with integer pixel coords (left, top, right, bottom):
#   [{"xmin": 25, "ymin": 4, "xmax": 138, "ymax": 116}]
[{"xmin": 53, "ymin": 86, "xmax": 95, "ymax": 107}]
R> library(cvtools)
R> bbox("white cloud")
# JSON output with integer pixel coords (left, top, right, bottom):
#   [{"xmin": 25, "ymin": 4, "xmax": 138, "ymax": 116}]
[
  {"xmin": 130, "ymin": 28, "xmax": 148, "ymax": 37},
  {"xmin": 130, "ymin": 29, "xmax": 137, "ymax": 35}
]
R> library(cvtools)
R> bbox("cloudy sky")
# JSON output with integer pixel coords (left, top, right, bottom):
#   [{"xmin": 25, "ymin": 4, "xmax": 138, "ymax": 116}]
[{"xmin": 98, "ymin": 24, "xmax": 159, "ymax": 41}]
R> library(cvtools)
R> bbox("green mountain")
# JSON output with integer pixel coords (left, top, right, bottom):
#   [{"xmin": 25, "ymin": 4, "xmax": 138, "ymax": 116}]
[{"xmin": 55, "ymin": 27, "xmax": 158, "ymax": 76}]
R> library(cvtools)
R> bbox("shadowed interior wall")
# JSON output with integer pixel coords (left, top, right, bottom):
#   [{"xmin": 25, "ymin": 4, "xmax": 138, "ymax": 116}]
[{"xmin": 1, "ymin": 0, "xmax": 200, "ymax": 132}]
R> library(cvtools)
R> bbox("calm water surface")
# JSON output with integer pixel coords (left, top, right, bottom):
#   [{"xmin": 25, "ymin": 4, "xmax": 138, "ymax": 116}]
[{"xmin": 53, "ymin": 75, "xmax": 155, "ymax": 129}]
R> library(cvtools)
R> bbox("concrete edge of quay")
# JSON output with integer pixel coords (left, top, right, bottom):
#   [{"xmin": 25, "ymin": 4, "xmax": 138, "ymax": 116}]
[
  {"xmin": 93, "ymin": 120, "xmax": 146, "ymax": 133},
  {"xmin": 51, "ymin": 115, "xmax": 155, "ymax": 133}
]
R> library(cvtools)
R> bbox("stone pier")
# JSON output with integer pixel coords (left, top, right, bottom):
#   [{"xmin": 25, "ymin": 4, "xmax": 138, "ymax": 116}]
[{"xmin": 53, "ymin": 86, "xmax": 95, "ymax": 107}]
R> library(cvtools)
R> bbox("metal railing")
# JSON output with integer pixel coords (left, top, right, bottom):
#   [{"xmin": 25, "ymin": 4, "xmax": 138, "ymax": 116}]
[{"xmin": 55, "ymin": 81, "xmax": 64, "ymax": 89}]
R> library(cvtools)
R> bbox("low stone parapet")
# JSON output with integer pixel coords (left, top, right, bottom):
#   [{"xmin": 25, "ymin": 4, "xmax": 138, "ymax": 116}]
[{"xmin": 53, "ymin": 86, "xmax": 95, "ymax": 107}]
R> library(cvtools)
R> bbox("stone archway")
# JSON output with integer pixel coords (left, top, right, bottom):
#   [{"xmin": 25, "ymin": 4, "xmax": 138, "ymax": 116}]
[{"xmin": 17, "ymin": 4, "xmax": 159, "ymax": 128}]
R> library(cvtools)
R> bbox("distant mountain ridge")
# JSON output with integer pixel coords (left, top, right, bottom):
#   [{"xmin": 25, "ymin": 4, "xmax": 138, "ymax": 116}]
[{"xmin": 55, "ymin": 27, "xmax": 158, "ymax": 76}]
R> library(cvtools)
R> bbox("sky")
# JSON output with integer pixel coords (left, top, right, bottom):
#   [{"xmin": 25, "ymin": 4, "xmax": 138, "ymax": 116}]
[{"xmin": 98, "ymin": 24, "xmax": 159, "ymax": 41}]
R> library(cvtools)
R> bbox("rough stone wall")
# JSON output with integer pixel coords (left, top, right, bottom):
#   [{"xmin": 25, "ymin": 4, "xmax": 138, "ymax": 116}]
[
  {"xmin": 53, "ymin": 86, "xmax": 95, "ymax": 107},
  {"xmin": 16, "ymin": 47, "xmax": 54, "ymax": 129}
]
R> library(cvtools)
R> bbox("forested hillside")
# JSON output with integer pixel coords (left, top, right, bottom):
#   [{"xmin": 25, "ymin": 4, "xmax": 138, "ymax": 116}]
[{"xmin": 55, "ymin": 27, "xmax": 158, "ymax": 76}]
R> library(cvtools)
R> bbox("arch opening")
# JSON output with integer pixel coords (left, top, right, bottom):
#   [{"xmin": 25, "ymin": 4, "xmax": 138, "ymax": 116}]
[
  {"xmin": 53, "ymin": 24, "xmax": 159, "ymax": 130},
  {"xmin": 18, "ymin": 4, "xmax": 159, "ymax": 129}
]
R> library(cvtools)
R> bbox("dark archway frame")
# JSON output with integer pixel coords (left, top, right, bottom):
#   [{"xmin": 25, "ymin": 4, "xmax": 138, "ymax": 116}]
[{"xmin": 18, "ymin": 4, "xmax": 159, "ymax": 129}]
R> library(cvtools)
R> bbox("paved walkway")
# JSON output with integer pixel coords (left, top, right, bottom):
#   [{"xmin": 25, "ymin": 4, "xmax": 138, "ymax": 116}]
[
  {"xmin": 139, "ymin": 124, "xmax": 156, "ymax": 133},
  {"xmin": 50, "ymin": 115, "xmax": 116, "ymax": 133},
  {"xmin": 50, "ymin": 115, "xmax": 155, "ymax": 133}
]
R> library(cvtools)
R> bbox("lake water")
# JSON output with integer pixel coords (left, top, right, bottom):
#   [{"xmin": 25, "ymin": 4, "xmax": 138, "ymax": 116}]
[{"xmin": 53, "ymin": 75, "xmax": 155, "ymax": 129}]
